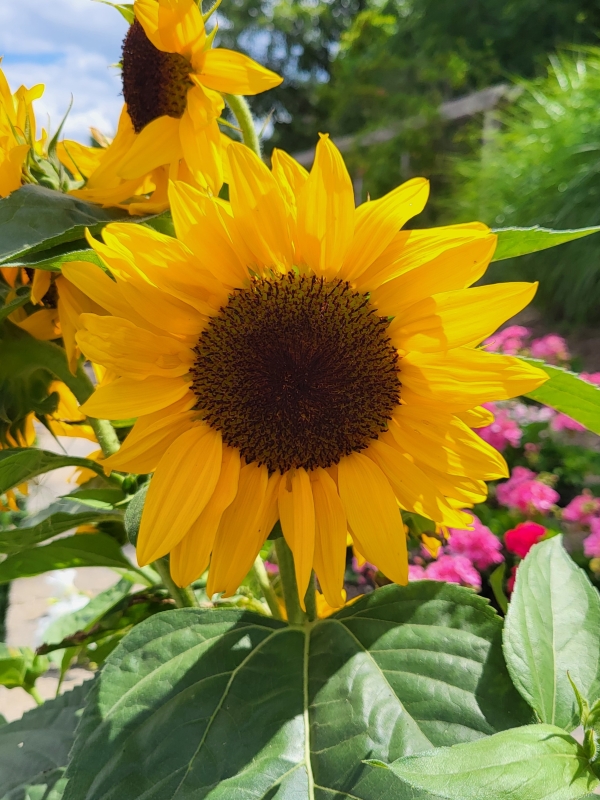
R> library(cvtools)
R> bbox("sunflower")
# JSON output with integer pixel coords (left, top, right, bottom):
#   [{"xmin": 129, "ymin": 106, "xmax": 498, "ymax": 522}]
[
  {"xmin": 0, "ymin": 65, "xmax": 43, "ymax": 198},
  {"xmin": 66, "ymin": 135, "xmax": 547, "ymax": 607},
  {"xmin": 70, "ymin": 0, "xmax": 281, "ymax": 214}
]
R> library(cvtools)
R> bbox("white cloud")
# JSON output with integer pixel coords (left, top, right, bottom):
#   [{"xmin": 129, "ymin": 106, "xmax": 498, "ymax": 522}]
[{"xmin": 0, "ymin": 0, "xmax": 128, "ymax": 141}]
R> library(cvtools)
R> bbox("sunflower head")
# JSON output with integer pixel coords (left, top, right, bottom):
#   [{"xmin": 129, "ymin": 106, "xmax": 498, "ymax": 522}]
[
  {"xmin": 122, "ymin": 18, "xmax": 193, "ymax": 133},
  {"xmin": 70, "ymin": 135, "xmax": 548, "ymax": 607}
]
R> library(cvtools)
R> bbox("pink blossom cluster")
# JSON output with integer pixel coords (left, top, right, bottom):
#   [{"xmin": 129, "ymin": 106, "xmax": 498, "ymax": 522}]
[
  {"xmin": 496, "ymin": 466, "xmax": 559, "ymax": 514},
  {"xmin": 477, "ymin": 402, "xmax": 522, "ymax": 452},
  {"xmin": 485, "ymin": 325, "xmax": 531, "ymax": 355},
  {"xmin": 550, "ymin": 414, "xmax": 586, "ymax": 433},
  {"xmin": 530, "ymin": 334, "xmax": 570, "ymax": 364},
  {"xmin": 408, "ymin": 556, "xmax": 482, "ymax": 589},
  {"xmin": 562, "ymin": 491, "xmax": 600, "ymax": 558}
]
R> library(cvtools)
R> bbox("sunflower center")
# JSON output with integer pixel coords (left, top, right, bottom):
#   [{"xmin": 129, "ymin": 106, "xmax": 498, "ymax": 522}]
[
  {"xmin": 122, "ymin": 20, "xmax": 193, "ymax": 134},
  {"xmin": 191, "ymin": 272, "xmax": 401, "ymax": 473}
]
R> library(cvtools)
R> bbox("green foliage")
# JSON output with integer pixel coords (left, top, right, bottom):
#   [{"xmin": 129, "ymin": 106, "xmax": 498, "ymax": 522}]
[
  {"xmin": 0, "ymin": 449, "xmax": 106, "ymax": 495},
  {"xmin": 0, "ymin": 645, "xmax": 48, "ymax": 694},
  {"xmin": 0, "ymin": 511, "xmax": 123, "ymax": 554},
  {"xmin": 372, "ymin": 724, "xmax": 599, "ymax": 800},
  {"xmin": 504, "ymin": 537, "xmax": 600, "ymax": 730},
  {"xmin": 0, "ymin": 533, "xmax": 134, "ymax": 583},
  {"xmin": 493, "ymin": 226, "xmax": 600, "ymax": 262},
  {"xmin": 453, "ymin": 51, "xmax": 600, "ymax": 325},
  {"xmin": 0, "ymin": 682, "xmax": 90, "ymax": 800},
  {"xmin": 123, "ymin": 483, "xmax": 148, "ymax": 547},
  {"xmin": 521, "ymin": 359, "xmax": 600, "ymax": 434},
  {"xmin": 63, "ymin": 583, "xmax": 529, "ymax": 799}
]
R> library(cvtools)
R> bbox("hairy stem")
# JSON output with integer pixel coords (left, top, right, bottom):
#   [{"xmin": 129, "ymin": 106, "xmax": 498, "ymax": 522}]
[
  {"xmin": 27, "ymin": 686, "xmax": 44, "ymax": 706},
  {"xmin": 153, "ymin": 557, "xmax": 200, "ymax": 608},
  {"xmin": 224, "ymin": 94, "xmax": 261, "ymax": 158},
  {"xmin": 274, "ymin": 536, "xmax": 307, "ymax": 625},
  {"xmin": 252, "ymin": 555, "xmax": 283, "ymax": 619}
]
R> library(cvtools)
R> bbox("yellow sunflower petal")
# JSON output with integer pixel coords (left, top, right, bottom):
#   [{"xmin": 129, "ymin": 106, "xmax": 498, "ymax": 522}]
[
  {"xmin": 456, "ymin": 406, "xmax": 495, "ymax": 428},
  {"xmin": 278, "ymin": 467, "xmax": 315, "ymax": 609},
  {"xmin": 170, "ymin": 446, "xmax": 241, "ymax": 587},
  {"xmin": 102, "ymin": 396, "xmax": 196, "ymax": 474},
  {"xmin": 30, "ymin": 270, "xmax": 52, "ymax": 305},
  {"xmin": 15, "ymin": 308, "xmax": 60, "ymax": 340},
  {"xmin": 420, "ymin": 467, "xmax": 488, "ymax": 506},
  {"xmin": 134, "ymin": 0, "xmax": 206, "ymax": 57},
  {"xmin": 370, "ymin": 236, "xmax": 497, "ymax": 317},
  {"xmin": 366, "ymin": 438, "xmax": 467, "ymax": 527},
  {"xmin": 197, "ymin": 49, "xmax": 282, "ymax": 94},
  {"xmin": 355, "ymin": 223, "xmax": 493, "ymax": 291},
  {"xmin": 296, "ymin": 134, "xmax": 355, "ymax": 279},
  {"xmin": 81, "ymin": 374, "xmax": 190, "ymax": 419},
  {"xmin": 337, "ymin": 452, "xmax": 407, "ymax": 585},
  {"xmin": 118, "ymin": 116, "xmax": 183, "ymax": 180},
  {"xmin": 179, "ymin": 87, "xmax": 224, "ymax": 194},
  {"xmin": 390, "ymin": 282, "xmax": 538, "ymax": 353},
  {"xmin": 401, "ymin": 347, "xmax": 549, "ymax": 410},
  {"xmin": 342, "ymin": 178, "xmax": 429, "ymax": 282},
  {"xmin": 311, "ymin": 468, "xmax": 347, "ymax": 609},
  {"xmin": 388, "ymin": 408, "xmax": 508, "ymax": 480},
  {"xmin": 137, "ymin": 424, "xmax": 222, "ymax": 564},
  {"xmin": 207, "ymin": 462, "xmax": 270, "ymax": 597},
  {"xmin": 227, "ymin": 141, "xmax": 293, "ymax": 270},
  {"xmin": 77, "ymin": 313, "xmax": 193, "ymax": 379}
]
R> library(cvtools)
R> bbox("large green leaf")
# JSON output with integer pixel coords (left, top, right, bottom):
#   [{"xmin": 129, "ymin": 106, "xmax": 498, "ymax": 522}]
[
  {"xmin": 0, "ymin": 449, "xmax": 106, "ymax": 494},
  {"xmin": 492, "ymin": 225, "xmax": 600, "ymax": 261},
  {"xmin": 521, "ymin": 359, "xmax": 600, "ymax": 434},
  {"xmin": 372, "ymin": 724, "xmax": 598, "ymax": 800},
  {"xmin": 504, "ymin": 536, "xmax": 600, "ymax": 730},
  {"xmin": 0, "ymin": 511, "xmax": 123, "ymax": 554},
  {"xmin": 64, "ymin": 582, "xmax": 530, "ymax": 800},
  {"xmin": 0, "ymin": 290, "xmax": 30, "ymax": 324},
  {"xmin": 0, "ymin": 682, "xmax": 90, "ymax": 800},
  {"xmin": 5, "ymin": 241, "xmax": 104, "ymax": 272},
  {"xmin": 0, "ymin": 533, "xmax": 133, "ymax": 583},
  {"xmin": 0, "ymin": 185, "xmax": 129, "ymax": 266}
]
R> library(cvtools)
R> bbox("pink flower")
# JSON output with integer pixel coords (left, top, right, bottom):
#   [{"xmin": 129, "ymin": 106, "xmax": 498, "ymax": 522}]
[
  {"xmin": 408, "ymin": 564, "xmax": 426, "ymax": 581},
  {"xmin": 550, "ymin": 413, "xmax": 586, "ymax": 432},
  {"xmin": 477, "ymin": 407, "xmax": 522, "ymax": 452},
  {"xmin": 446, "ymin": 515, "xmax": 504, "ymax": 570},
  {"xmin": 496, "ymin": 467, "xmax": 559, "ymax": 513},
  {"xmin": 530, "ymin": 334, "xmax": 570, "ymax": 364},
  {"xmin": 506, "ymin": 565, "xmax": 518, "ymax": 594},
  {"xmin": 584, "ymin": 518, "xmax": 600, "ymax": 558},
  {"xmin": 504, "ymin": 521, "xmax": 546, "ymax": 558},
  {"xmin": 562, "ymin": 492, "xmax": 600, "ymax": 526},
  {"xmin": 581, "ymin": 372, "xmax": 600, "ymax": 386},
  {"xmin": 424, "ymin": 555, "xmax": 482, "ymax": 589},
  {"xmin": 484, "ymin": 325, "xmax": 531, "ymax": 355},
  {"xmin": 264, "ymin": 561, "xmax": 279, "ymax": 575}
]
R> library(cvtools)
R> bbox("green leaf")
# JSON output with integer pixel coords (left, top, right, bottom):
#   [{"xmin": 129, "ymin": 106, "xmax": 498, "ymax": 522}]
[
  {"xmin": 92, "ymin": 0, "xmax": 135, "ymax": 23},
  {"xmin": 504, "ymin": 536, "xmax": 600, "ymax": 730},
  {"xmin": 0, "ymin": 533, "xmax": 133, "ymax": 584},
  {"xmin": 4, "ymin": 241, "xmax": 103, "ymax": 272},
  {"xmin": 123, "ymin": 483, "xmax": 148, "ymax": 547},
  {"xmin": 374, "ymin": 724, "xmax": 598, "ymax": 800},
  {"xmin": 0, "ymin": 185, "xmax": 130, "ymax": 266},
  {"xmin": 520, "ymin": 359, "xmax": 600, "ymax": 434},
  {"xmin": 0, "ymin": 449, "xmax": 106, "ymax": 494},
  {"xmin": 0, "ymin": 682, "xmax": 90, "ymax": 800},
  {"xmin": 0, "ymin": 511, "xmax": 123, "ymax": 554},
  {"xmin": 489, "ymin": 564, "xmax": 508, "ymax": 614},
  {"xmin": 63, "ymin": 487, "xmax": 127, "ymax": 510},
  {"xmin": 492, "ymin": 225, "xmax": 600, "ymax": 261},
  {"xmin": 64, "ymin": 582, "xmax": 531, "ymax": 800},
  {"xmin": 0, "ymin": 289, "xmax": 30, "ymax": 324}
]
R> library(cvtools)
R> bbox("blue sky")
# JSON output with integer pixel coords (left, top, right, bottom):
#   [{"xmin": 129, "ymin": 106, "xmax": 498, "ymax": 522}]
[{"xmin": 0, "ymin": 0, "xmax": 129, "ymax": 141}]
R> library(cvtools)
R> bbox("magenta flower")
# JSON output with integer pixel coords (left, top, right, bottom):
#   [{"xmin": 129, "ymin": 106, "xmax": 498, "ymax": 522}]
[
  {"xmin": 477, "ymin": 405, "xmax": 522, "ymax": 452},
  {"xmin": 584, "ymin": 519, "xmax": 600, "ymax": 558},
  {"xmin": 563, "ymin": 492, "xmax": 600, "ymax": 526},
  {"xmin": 408, "ymin": 564, "xmax": 426, "ymax": 582},
  {"xmin": 424, "ymin": 555, "xmax": 481, "ymax": 589},
  {"xmin": 530, "ymin": 334, "xmax": 570, "ymax": 364},
  {"xmin": 581, "ymin": 372, "xmax": 600, "ymax": 386},
  {"xmin": 446, "ymin": 515, "xmax": 504, "ymax": 570},
  {"xmin": 550, "ymin": 413, "xmax": 586, "ymax": 433},
  {"xmin": 504, "ymin": 521, "xmax": 546, "ymax": 558}
]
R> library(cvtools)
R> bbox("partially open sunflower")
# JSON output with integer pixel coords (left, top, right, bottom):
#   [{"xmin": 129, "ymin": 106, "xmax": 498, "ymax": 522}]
[
  {"xmin": 66, "ymin": 135, "xmax": 547, "ymax": 606},
  {"xmin": 69, "ymin": 0, "xmax": 281, "ymax": 213}
]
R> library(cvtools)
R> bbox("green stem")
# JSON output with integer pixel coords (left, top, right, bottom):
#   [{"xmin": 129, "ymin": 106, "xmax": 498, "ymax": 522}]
[
  {"xmin": 153, "ymin": 557, "xmax": 200, "ymax": 608},
  {"xmin": 274, "ymin": 537, "xmax": 307, "ymax": 625},
  {"xmin": 27, "ymin": 686, "xmax": 44, "ymax": 706},
  {"xmin": 304, "ymin": 572, "xmax": 317, "ymax": 623},
  {"xmin": 252, "ymin": 555, "xmax": 283, "ymax": 619},
  {"xmin": 224, "ymin": 94, "xmax": 261, "ymax": 158}
]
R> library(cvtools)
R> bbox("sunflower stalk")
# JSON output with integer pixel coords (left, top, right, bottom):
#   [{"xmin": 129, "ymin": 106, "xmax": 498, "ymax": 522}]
[
  {"xmin": 153, "ymin": 557, "xmax": 200, "ymax": 608},
  {"xmin": 224, "ymin": 94, "xmax": 261, "ymax": 158},
  {"xmin": 252, "ymin": 554, "xmax": 283, "ymax": 619}
]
